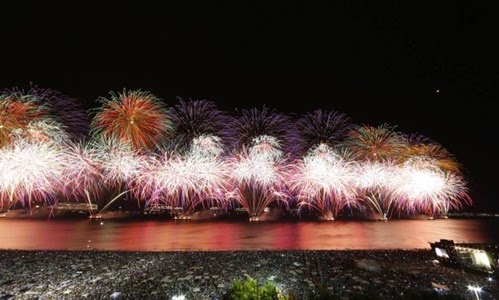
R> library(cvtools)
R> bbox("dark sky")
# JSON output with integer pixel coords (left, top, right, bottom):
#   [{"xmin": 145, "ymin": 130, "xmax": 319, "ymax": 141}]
[{"xmin": 1, "ymin": 2, "xmax": 497, "ymax": 212}]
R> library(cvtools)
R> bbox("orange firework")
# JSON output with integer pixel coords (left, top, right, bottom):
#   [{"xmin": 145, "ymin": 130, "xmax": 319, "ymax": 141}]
[
  {"xmin": 90, "ymin": 89, "xmax": 174, "ymax": 151},
  {"xmin": 0, "ymin": 93, "xmax": 48, "ymax": 147},
  {"xmin": 404, "ymin": 143, "xmax": 462, "ymax": 174},
  {"xmin": 343, "ymin": 123, "xmax": 408, "ymax": 162}
]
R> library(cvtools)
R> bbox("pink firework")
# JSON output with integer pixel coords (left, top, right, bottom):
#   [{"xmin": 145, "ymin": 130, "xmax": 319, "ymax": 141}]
[
  {"xmin": 226, "ymin": 135, "xmax": 290, "ymax": 220},
  {"xmin": 0, "ymin": 139, "xmax": 68, "ymax": 210},
  {"xmin": 133, "ymin": 145, "xmax": 228, "ymax": 216},
  {"xmin": 392, "ymin": 157, "xmax": 471, "ymax": 217},
  {"xmin": 355, "ymin": 159, "xmax": 399, "ymax": 220},
  {"xmin": 62, "ymin": 141, "xmax": 104, "ymax": 202},
  {"xmin": 289, "ymin": 144, "xmax": 358, "ymax": 220}
]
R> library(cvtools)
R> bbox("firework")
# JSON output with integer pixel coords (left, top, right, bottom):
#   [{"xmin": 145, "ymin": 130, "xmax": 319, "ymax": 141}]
[
  {"xmin": 295, "ymin": 109, "xmax": 354, "ymax": 157},
  {"xmin": 343, "ymin": 123, "xmax": 408, "ymax": 162},
  {"xmin": 392, "ymin": 157, "xmax": 471, "ymax": 217},
  {"xmin": 171, "ymin": 98, "xmax": 232, "ymax": 153},
  {"xmin": 189, "ymin": 134, "xmax": 224, "ymax": 159},
  {"xmin": 62, "ymin": 141, "xmax": 103, "ymax": 202},
  {"xmin": 229, "ymin": 105, "xmax": 296, "ymax": 155},
  {"xmin": 13, "ymin": 119, "xmax": 69, "ymax": 145},
  {"xmin": 402, "ymin": 134, "xmax": 462, "ymax": 174},
  {"xmin": 5, "ymin": 86, "xmax": 90, "ymax": 141},
  {"xmin": 90, "ymin": 89, "xmax": 173, "ymax": 151},
  {"xmin": 134, "ymin": 146, "xmax": 228, "ymax": 216},
  {"xmin": 91, "ymin": 136, "xmax": 150, "ymax": 187},
  {"xmin": 289, "ymin": 143, "xmax": 358, "ymax": 220},
  {"xmin": 0, "ymin": 92, "xmax": 48, "ymax": 147},
  {"xmin": 355, "ymin": 159, "xmax": 399, "ymax": 220},
  {"xmin": 0, "ymin": 138, "xmax": 68, "ymax": 210},
  {"xmin": 226, "ymin": 135, "xmax": 289, "ymax": 220}
]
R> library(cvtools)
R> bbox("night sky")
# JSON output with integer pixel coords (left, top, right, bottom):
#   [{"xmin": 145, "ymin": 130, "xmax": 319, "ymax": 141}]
[{"xmin": 2, "ymin": 2, "xmax": 497, "ymax": 212}]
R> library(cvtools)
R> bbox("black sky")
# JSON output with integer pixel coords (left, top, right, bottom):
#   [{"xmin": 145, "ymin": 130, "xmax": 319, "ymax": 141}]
[{"xmin": 1, "ymin": 2, "xmax": 498, "ymax": 211}]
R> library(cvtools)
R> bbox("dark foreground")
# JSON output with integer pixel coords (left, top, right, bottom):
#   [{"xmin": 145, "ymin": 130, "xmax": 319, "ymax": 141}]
[{"xmin": 0, "ymin": 249, "xmax": 497, "ymax": 300}]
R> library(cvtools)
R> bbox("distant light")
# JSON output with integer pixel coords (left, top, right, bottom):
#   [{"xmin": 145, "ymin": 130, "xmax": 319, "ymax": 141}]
[
  {"xmin": 468, "ymin": 285, "xmax": 482, "ymax": 292},
  {"xmin": 436, "ymin": 89, "xmax": 440, "ymax": 93},
  {"xmin": 172, "ymin": 295, "xmax": 186, "ymax": 300},
  {"xmin": 488, "ymin": 277, "xmax": 493, "ymax": 282}
]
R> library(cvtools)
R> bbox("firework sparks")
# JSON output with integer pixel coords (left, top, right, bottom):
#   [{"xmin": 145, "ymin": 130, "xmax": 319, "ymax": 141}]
[
  {"xmin": 344, "ymin": 123, "xmax": 408, "ymax": 162},
  {"xmin": 62, "ymin": 141, "xmax": 103, "ymax": 202},
  {"xmin": 5, "ymin": 86, "xmax": 90, "ymax": 141},
  {"xmin": 0, "ymin": 139, "xmax": 67, "ymax": 210},
  {"xmin": 226, "ymin": 135, "xmax": 289, "ymax": 220},
  {"xmin": 403, "ymin": 134, "xmax": 462, "ymax": 174},
  {"xmin": 90, "ymin": 89, "xmax": 173, "ymax": 151},
  {"xmin": 392, "ymin": 157, "xmax": 471, "ymax": 217},
  {"xmin": 0, "ymin": 92, "xmax": 48, "ymax": 147},
  {"xmin": 229, "ymin": 105, "xmax": 296, "ymax": 155},
  {"xmin": 171, "ymin": 98, "xmax": 232, "ymax": 153},
  {"xmin": 91, "ymin": 136, "xmax": 150, "ymax": 187},
  {"xmin": 289, "ymin": 144, "xmax": 358, "ymax": 220},
  {"xmin": 295, "ymin": 109, "xmax": 354, "ymax": 157},
  {"xmin": 134, "ymin": 147, "xmax": 228, "ymax": 215},
  {"xmin": 355, "ymin": 159, "xmax": 399, "ymax": 220}
]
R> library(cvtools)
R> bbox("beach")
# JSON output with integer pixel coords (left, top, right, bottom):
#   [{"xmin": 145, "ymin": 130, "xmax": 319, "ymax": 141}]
[{"xmin": 1, "ymin": 249, "xmax": 497, "ymax": 300}]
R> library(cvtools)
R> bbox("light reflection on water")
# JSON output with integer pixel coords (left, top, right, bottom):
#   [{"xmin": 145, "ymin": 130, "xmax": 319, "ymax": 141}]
[{"xmin": 0, "ymin": 218, "xmax": 497, "ymax": 251}]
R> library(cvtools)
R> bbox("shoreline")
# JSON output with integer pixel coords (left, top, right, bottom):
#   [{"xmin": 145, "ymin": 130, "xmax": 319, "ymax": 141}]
[
  {"xmin": 1, "ymin": 248, "xmax": 497, "ymax": 299},
  {"xmin": 2, "ymin": 205, "xmax": 498, "ymax": 222}
]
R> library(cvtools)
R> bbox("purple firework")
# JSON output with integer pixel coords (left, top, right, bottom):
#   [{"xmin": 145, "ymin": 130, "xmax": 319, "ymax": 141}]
[
  {"xmin": 4, "ymin": 85, "xmax": 91, "ymax": 142},
  {"xmin": 171, "ymin": 98, "xmax": 233, "ymax": 153},
  {"xmin": 228, "ymin": 105, "xmax": 297, "ymax": 156},
  {"xmin": 295, "ymin": 109, "xmax": 355, "ymax": 157}
]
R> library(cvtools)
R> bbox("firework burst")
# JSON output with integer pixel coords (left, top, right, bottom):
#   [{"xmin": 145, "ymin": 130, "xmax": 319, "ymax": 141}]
[
  {"xmin": 295, "ymin": 109, "xmax": 354, "ymax": 157},
  {"xmin": 5, "ymin": 86, "xmax": 90, "ymax": 141},
  {"xmin": 402, "ymin": 134, "xmax": 462, "ymax": 174},
  {"xmin": 392, "ymin": 157, "xmax": 471, "ymax": 217},
  {"xmin": 0, "ymin": 138, "xmax": 68, "ymax": 210},
  {"xmin": 343, "ymin": 123, "xmax": 408, "ymax": 162},
  {"xmin": 171, "ymin": 98, "xmax": 232, "ymax": 153},
  {"xmin": 289, "ymin": 143, "xmax": 358, "ymax": 220},
  {"xmin": 0, "ymin": 92, "xmax": 49, "ymax": 147},
  {"xmin": 134, "ymin": 147, "xmax": 228, "ymax": 216},
  {"xmin": 226, "ymin": 135, "xmax": 289, "ymax": 220},
  {"xmin": 355, "ymin": 159, "xmax": 399, "ymax": 220},
  {"xmin": 91, "ymin": 136, "xmax": 150, "ymax": 187},
  {"xmin": 62, "ymin": 141, "xmax": 103, "ymax": 202},
  {"xmin": 229, "ymin": 105, "xmax": 296, "ymax": 155},
  {"xmin": 90, "ymin": 89, "xmax": 173, "ymax": 151}
]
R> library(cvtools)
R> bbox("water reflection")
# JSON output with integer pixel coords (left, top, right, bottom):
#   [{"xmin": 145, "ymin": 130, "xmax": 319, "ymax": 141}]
[{"xmin": 0, "ymin": 218, "xmax": 497, "ymax": 251}]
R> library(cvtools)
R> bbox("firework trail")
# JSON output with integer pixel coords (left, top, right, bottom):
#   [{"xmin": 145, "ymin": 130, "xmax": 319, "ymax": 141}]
[
  {"xmin": 90, "ymin": 89, "xmax": 173, "ymax": 152},
  {"xmin": 226, "ymin": 135, "xmax": 290, "ymax": 220},
  {"xmin": 295, "ymin": 109, "xmax": 355, "ymax": 157},
  {"xmin": 343, "ymin": 123, "xmax": 408, "ymax": 162},
  {"xmin": 392, "ymin": 157, "xmax": 471, "ymax": 217},
  {"xmin": 289, "ymin": 143, "xmax": 358, "ymax": 220},
  {"xmin": 5, "ymin": 86, "xmax": 90, "ymax": 141},
  {"xmin": 171, "ymin": 98, "xmax": 232, "ymax": 154},
  {"xmin": 355, "ymin": 159, "xmax": 399, "ymax": 220},
  {"xmin": 0, "ymin": 138, "xmax": 68, "ymax": 210}
]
